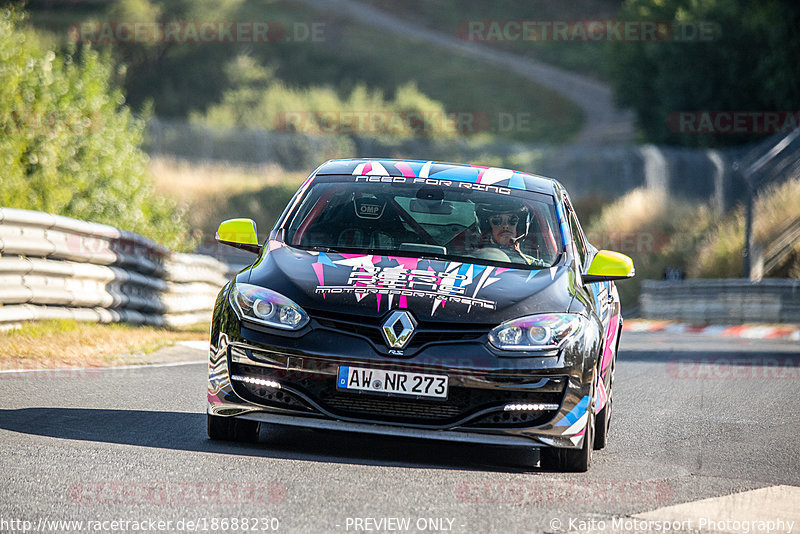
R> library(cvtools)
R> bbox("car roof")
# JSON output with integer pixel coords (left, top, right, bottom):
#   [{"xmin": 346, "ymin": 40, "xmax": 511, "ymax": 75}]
[{"xmin": 314, "ymin": 158, "xmax": 561, "ymax": 197}]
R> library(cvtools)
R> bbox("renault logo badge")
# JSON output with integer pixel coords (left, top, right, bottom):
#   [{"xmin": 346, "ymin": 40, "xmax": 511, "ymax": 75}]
[{"xmin": 381, "ymin": 310, "xmax": 417, "ymax": 349}]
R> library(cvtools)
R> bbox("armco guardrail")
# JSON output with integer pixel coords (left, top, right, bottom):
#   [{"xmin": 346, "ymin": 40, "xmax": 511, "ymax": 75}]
[
  {"xmin": 640, "ymin": 279, "xmax": 800, "ymax": 324},
  {"xmin": 0, "ymin": 207, "xmax": 231, "ymax": 329}
]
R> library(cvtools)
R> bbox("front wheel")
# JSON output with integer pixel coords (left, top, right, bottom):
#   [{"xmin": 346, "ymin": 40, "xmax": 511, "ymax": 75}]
[
  {"xmin": 540, "ymin": 410, "xmax": 595, "ymax": 472},
  {"xmin": 207, "ymin": 414, "xmax": 260, "ymax": 443}
]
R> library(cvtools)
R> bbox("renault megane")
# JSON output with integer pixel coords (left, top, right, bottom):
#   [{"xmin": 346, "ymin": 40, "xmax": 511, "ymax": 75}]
[{"xmin": 207, "ymin": 158, "xmax": 634, "ymax": 472}]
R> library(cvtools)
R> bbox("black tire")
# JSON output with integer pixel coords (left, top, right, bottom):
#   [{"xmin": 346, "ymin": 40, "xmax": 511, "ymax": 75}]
[
  {"xmin": 540, "ymin": 409, "xmax": 595, "ymax": 472},
  {"xmin": 594, "ymin": 360, "xmax": 614, "ymax": 450},
  {"xmin": 541, "ymin": 370, "xmax": 596, "ymax": 472},
  {"xmin": 207, "ymin": 414, "xmax": 260, "ymax": 443}
]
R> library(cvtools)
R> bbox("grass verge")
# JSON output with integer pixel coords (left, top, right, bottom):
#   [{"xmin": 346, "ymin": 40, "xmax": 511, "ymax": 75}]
[{"xmin": 0, "ymin": 320, "xmax": 208, "ymax": 370}]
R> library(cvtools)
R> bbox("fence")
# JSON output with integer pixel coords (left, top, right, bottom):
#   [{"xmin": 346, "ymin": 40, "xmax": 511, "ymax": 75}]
[
  {"xmin": 640, "ymin": 279, "xmax": 800, "ymax": 324},
  {"xmin": 0, "ymin": 207, "xmax": 231, "ymax": 330},
  {"xmin": 145, "ymin": 118, "xmax": 751, "ymax": 209}
]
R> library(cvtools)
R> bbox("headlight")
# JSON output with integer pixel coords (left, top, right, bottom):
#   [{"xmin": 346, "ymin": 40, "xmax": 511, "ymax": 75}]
[
  {"xmin": 489, "ymin": 313, "xmax": 584, "ymax": 351},
  {"xmin": 229, "ymin": 282, "xmax": 309, "ymax": 330}
]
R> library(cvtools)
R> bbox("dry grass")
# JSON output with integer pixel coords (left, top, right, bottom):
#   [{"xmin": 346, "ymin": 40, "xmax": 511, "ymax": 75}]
[
  {"xmin": 589, "ymin": 176, "xmax": 800, "ymax": 309},
  {"xmin": 587, "ymin": 188, "xmax": 713, "ymax": 306},
  {"xmin": 150, "ymin": 157, "xmax": 307, "ymax": 235},
  {"xmin": 151, "ymin": 157, "xmax": 296, "ymax": 201},
  {"xmin": 693, "ymin": 176, "xmax": 800, "ymax": 277},
  {"xmin": 0, "ymin": 320, "xmax": 208, "ymax": 370}
]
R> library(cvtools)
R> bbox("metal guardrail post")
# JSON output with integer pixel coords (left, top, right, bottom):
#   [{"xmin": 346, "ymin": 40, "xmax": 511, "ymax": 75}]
[
  {"xmin": 732, "ymin": 126, "xmax": 800, "ymax": 280},
  {"xmin": 732, "ymin": 162, "xmax": 756, "ymax": 279}
]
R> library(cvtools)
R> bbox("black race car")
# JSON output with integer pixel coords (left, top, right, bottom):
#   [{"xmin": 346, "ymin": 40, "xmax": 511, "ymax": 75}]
[{"xmin": 207, "ymin": 158, "xmax": 634, "ymax": 472}]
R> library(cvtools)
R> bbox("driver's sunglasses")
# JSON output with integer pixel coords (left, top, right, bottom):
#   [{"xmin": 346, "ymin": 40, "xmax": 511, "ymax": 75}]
[{"xmin": 489, "ymin": 214, "xmax": 520, "ymax": 227}]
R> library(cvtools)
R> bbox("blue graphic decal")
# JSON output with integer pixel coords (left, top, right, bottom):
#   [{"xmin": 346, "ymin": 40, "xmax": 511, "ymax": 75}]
[
  {"xmin": 508, "ymin": 173, "xmax": 526, "ymax": 190},
  {"xmin": 554, "ymin": 395, "xmax": 590, "ymax": 427},
  {"xmin": 429, "ymin": 167, "xmax": 480, "ymax": 183},
  {"xmin": 525, "ymin": 269, "xmax": 542, "ymax": 282},
  {"xmin": 555, "ymin": 201, "xmax": 569, "ymax": 250},
  {"xmin": 318, "ymin": 252, "xmax": 337, "ymax": 267}
]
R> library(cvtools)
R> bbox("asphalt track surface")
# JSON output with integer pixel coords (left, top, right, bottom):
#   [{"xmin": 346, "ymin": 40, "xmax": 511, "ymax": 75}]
[{"xmin": 1, "ymin": 332, "xmax": 798, "ymax": 533}]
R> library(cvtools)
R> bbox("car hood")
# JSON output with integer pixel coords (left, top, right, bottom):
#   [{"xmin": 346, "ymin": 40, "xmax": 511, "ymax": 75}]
[{"xmin": 245, "ymin": 243, "xmax": 572, "ymax": 324}]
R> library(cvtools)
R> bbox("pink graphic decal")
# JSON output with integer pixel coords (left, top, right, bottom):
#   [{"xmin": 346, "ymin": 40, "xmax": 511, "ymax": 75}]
[
  {"xmin": 601, "ymin": 313, "xmax": 620, "ymax": 372},
  {"xmin": 595, "ymin": 377, "xmax": 608, "ymax": 412},
  {"xmin": 376, "ymin": 294, "xmax": 382, "ymax": 310},
  {"xmin": 312, "ymin": 263, "xmax": 325, "ymax": 286},
  {"xmin": 399, "ymin": 295, "xmax": 407, "ymax": 308},
  {"xmin": 394, "ymin": 161, "xmax": 416, "ymax": 178},
  {"xmin": 494, "ymin": 267, "xmax": 508, "ymax": 276},
  {"xmin": 362, "ymin": 161, "xmax": 373, "ymax": 174},
  {"xmin": 207, "ymin": 392, "xmax": 222, "ymax": 405},
  {"xmin": 389, "ymin": 256, "xmax": 422, "ymax": 270},
  {"xmin": 475, "ymin": 167, "xmax": 487, "ymax": 184}
]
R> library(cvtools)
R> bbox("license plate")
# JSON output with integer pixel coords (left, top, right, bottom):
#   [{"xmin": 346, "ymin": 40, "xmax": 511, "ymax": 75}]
[{"xmin": 337, "ymin": 366, "xmax": 448, "ymax": 399}]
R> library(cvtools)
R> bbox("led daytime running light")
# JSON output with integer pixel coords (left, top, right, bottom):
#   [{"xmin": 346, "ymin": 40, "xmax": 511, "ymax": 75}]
[
  {"xmin": 504, "ymin": 403, "xmax": 560, "ymax": 411},
  {"xmin": 231, "ymin": 374, "xmax": 282, "ymax": 389}
]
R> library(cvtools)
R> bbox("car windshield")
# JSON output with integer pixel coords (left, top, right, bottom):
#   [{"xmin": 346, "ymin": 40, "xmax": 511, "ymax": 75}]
[{"xmin": 283, "ymin": 177, "xmax": 563, "ymax": 268}]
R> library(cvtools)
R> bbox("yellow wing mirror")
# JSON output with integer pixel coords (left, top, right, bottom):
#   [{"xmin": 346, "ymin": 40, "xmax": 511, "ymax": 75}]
[
  {"xmin": 216, "ymin": 218, "xmax": 261, "ymax": 254},
  {"xmin": 583, "ymin": 250, "xmax": 635, "ymax": 283}
]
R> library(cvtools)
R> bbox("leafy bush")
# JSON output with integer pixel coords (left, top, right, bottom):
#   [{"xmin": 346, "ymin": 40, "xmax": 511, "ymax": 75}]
[
  {"xmin": 194, "ymin": 55, "xmax": 455, "ymax": 141},
  {"xmin": 0, "ymin": 9, "xmax": 189, "ymax": 250}
]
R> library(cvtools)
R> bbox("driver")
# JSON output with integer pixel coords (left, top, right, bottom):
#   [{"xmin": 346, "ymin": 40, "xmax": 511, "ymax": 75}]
[{"xmin": 476, "ymin": 200, "xmax": 535, "ymax": 265}]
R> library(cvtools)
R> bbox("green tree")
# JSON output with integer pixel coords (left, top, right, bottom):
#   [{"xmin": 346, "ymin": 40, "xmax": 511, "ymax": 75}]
[
  {"xmin": 609, "ymin": 0, "xmax": 800, "ymax": 147},
  {"xmin": 0, "ymin": 9, "xmax": 189, "ymax": 250}
]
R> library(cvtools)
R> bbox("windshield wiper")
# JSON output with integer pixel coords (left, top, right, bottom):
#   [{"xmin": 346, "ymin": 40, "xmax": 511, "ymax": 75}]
[{"xmin": 302, "ymin": 245, "xmax": 339, "ymax": 254}]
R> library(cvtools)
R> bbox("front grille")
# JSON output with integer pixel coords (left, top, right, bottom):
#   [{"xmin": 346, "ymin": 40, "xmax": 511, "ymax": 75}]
[
  {"xmin": 323, "ymin": 395, "xmax": 462, "ymax": 421},
  {"xmin": 232, "ymin": 361, "xmax": 566, "ymax": 427},
  {"xmin": 308, "ymin": 308, "xmax": 490, "ymax": 350}
]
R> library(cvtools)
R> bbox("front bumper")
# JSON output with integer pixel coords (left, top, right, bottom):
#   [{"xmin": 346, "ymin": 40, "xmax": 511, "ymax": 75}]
[{"xmin": 208, "ymin": 324, "xmax": 595, "ymax": 450}]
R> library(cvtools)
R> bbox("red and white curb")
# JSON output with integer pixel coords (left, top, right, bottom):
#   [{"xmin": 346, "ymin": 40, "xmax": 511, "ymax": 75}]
[{"xmin": 624, "ymin": 320, "xmax": 800, "ymax": 340}]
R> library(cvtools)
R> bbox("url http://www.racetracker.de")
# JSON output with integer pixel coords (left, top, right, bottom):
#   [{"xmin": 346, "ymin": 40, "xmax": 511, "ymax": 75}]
[{"xmin": 0, "ymin": 516, "xmax": 282, "ymax": 532}]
